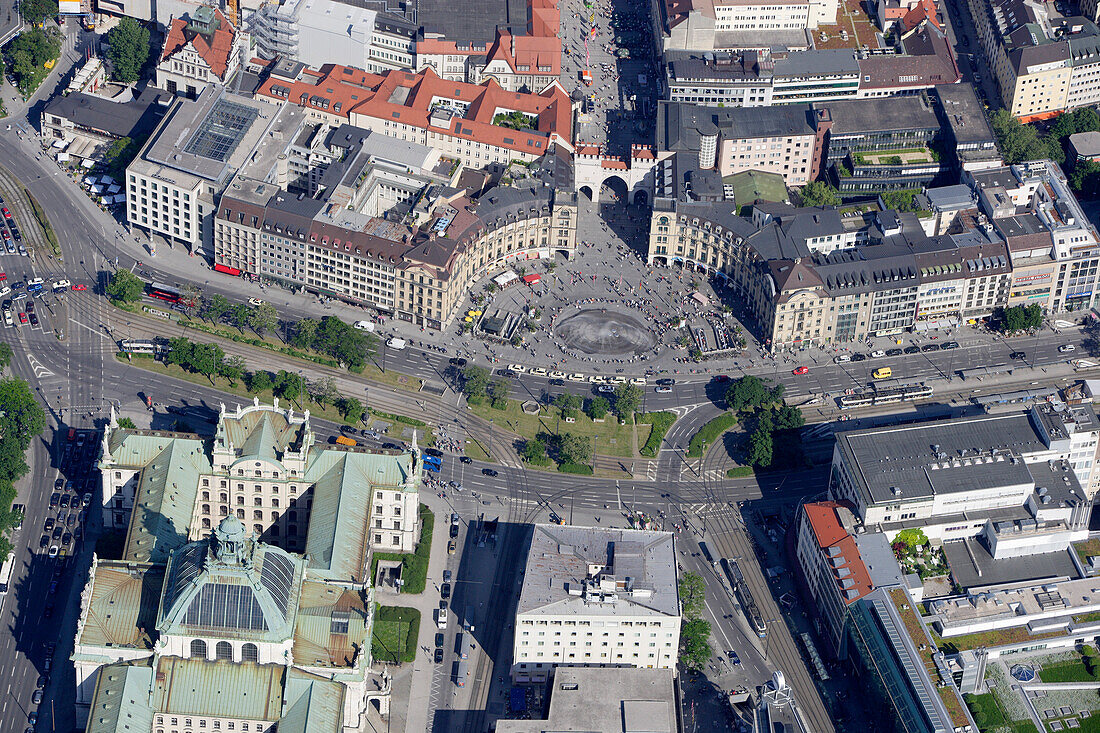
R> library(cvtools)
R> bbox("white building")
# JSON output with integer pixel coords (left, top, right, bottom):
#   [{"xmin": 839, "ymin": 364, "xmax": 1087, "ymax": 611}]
[
  {"xmin": 155, "ymin": 7, "xmax": 246, "ymax": 99},
  {"xmin": 511, "ymin": 525, "xmax": 681, "ymax": 684},
  {"xmin": 713, "ymin": 0, "xmax": 838, "ymax": 31},
  {"xmin": 126, "ymin": 88, "xmax": 304, "ymax": 256},
  {"xmin": 251, "ymin": 0, "xmax": 417, "ymax": 74},
  {"xmin": 828, "ymin": 403, "xmax": 1100, "ymax": 545}
]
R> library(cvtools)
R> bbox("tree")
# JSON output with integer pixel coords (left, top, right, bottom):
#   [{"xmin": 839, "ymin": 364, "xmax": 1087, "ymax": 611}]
[
  {"xmin": 553, "ymin": 393, "xmax": 582, "ymax": 417},
  {"xmin": 102, "ymin": 135, "xmax": 144, "ymax": 179},
  {"xmin": 0, "ymin": 342, "xmax": 12, "ymax": 371},
  {"xmin": 339, "ymin": 397, "xmax": 364, "ymax": 424},
  {"xmin": 189, "ymin": 343, "xmax": 224, "ymax": 384},
  {"xmin": 116, "ymin": 417, "xmax": 137, "ymax": 429},
  {"xmin": 308, "ymin": 377, "xmax": 339, "ymax": 407},
  {"xmin": 725, "ymin": 375, "xmax": 774, "ymax": 412},
  {"xmin": 895, "ymin": 528, "xmax": 928, "ymax": 550},
  {"xmin": 106, "ymin": 18, "xmax": 150, "ymax": 84},
  {"xmin": 991, "ymin": 109, "xmax": 1050, "ymax": 164},
  {"xmin": 521, "ymin": 437, "xmax": 547, "ymax": 463},
  {"xmin": 798, "ymin": 181, "xmax": 841, "ymax": 207},
  {"xmin": 487, "ymin": 378, "xmax": 511, "ymax": 406},
  {"xmin": 997, "ymin": 303, "xmax": 1043, "ymax": 332},
  {"xmin": 202, "ymin": 294, "xmax": 231, "ymax": 323},
  {"xmin": 273, "ymin": 370, "xmax": 304, "ymax": 403},
  {"xmin": 679, "ymin": 617, "xmax": 713, "ymax": 672},
  {"xmin": 291, "ymin": 318, "xmax": 319, "ymax": 350},
  {"xmin": 748, "ymin": 424, "xmax": 774, "ymax": 467},
  {"xmin": 248, "ymin": 303, "xmax": 279, "ymax": 337},
  {"xmin": 772, "ymin": 404, "xmax": 805, "ymax": 431},
  {"xmin": 8, "ymin": 29, "xmax": 60, "ymax": 95},
  {"xmin": 613, "ymin": 383, "xmax": 641, "ymax": 419},
  {"xmin": 217, "ymin": 355, "xmax": 246, "ymax": 385},
  {"xmin": 586, "ymin": 396, "xmax": 610, "ymax": 420},
  {"xmin": 105, "ymin": 268, "xmax": 144, "ymax": 303},
  {"xmin": 18, "ymin": 0, "xmax": 58, "ymax": 25},
  {"xmin": 557, "ymin": 433, "xmax": 592, "ymax": 465},
  {"xmin": 880, "ymin": 189, "xmax": 921, "ymax": 212},
  {"xmin": 246, "ymin": 370, "xmax": 273, "ymax": 394},
  {"xmin": 460, "ymin": 365, "xmax": 490, "ymax": 400},
  {"xmin": 1072, "ymin": 159, "xmax": 1100, "ymax": 198},
  {"xmin": 679, "ymin": 572, "xmax": 706, "ymax": 619},
  {"xmin": 164, "ymin": 336, "xmax": 194, "ymax": 370},
  {"xmin": 0, "ymin": 377, "xmax": 45, "ymax": 448},
  {"xmin": 229, "ymin": 303, "xmax": 251, "ymax": 332}
]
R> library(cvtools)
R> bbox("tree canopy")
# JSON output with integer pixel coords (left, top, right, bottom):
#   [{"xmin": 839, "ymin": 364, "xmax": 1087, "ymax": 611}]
[
  {"xmin": 105, "ymin": 268, "xmax": 144, "ymax": 303},
  {"xmin": 798, "ymin": 181, "xmax": 841, "ymax": 207},
  {"xmin": 18, "ymin": 0, "xmax": 57, "ymax": 25},
  {"xmin": 613, "ymin": 383, "xmax": 641, "ymax": 419},
  {"xmin": 106, "ymin": 18, "xmax": 150, "ymax": 84},
  {"xmin": 725, "ymin": 375, "xmax": 781, "ymax": 412},
  {"xmin": 995, "ymin": 304, "xmax": 1043, "ymax": 332},
  {"xmin": 459, "ymin": 365, "xmax": 490, "ymax": 400},
  {"xmin": 7, "ymin": 29, "xmax": 60, "ymax": 95}
]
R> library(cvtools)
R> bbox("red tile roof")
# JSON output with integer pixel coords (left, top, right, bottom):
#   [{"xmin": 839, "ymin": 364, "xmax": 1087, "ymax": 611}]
[
  {"xmin": 161, "ymin": 8, "xmax": 236, "ymax": 80},
  {"xmin": 256, "ymin": 65, "xmax": 573, "ymax": 155},
  {"xmin": 803, "ymin": 501, "xmax": 875, "ymax": 605},
  {"xmin": 416, "ymin": 0, "xmax": 560, "ymax": 76},
  {"xmin": 900, "ymin": 0, "xmax": 941, "ymax": 33}
]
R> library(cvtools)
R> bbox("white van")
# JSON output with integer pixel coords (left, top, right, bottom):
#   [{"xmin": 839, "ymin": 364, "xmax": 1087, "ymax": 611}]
[
  {"xmin": 387, "ymin": 338, "xmax": 407, "ymax": 350},
  {"xmin": 353, "ymin": 320, "xmax": 375, "ymax": 332},
  {"xmin": 52, "ymin": 280, "xmax": 70, "ymax": 291},
  {"xmin": 436, "ymin": 606, "xmax": 449, "ymax": 629}
]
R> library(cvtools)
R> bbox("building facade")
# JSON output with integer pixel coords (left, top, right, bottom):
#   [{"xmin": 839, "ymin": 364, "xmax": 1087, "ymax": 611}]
[
  {"xmin": 511, "ymin": 525, "xmax": 681, "ymax": 684},
  {"xmin": 155, "ymin": 7, "xmax": 244, "ymax": 99}
]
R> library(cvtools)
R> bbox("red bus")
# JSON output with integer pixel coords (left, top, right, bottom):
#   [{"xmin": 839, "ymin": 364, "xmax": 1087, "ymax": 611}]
[{"xmin": 146, "ymin": 282, "xmax": 195, "ymax": 307}]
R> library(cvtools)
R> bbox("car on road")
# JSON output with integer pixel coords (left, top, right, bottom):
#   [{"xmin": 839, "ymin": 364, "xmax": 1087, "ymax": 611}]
[
  {"xmin": 448, "ymin": 540, "xmax": 457, "ymax": 555},
  {"xmin": 850, "ymin": 353, "xmax": 866, "ymax": 361},
  {"xmin": 1010, "ymin": 351, "xmax": 1027, "ymax": 360},
  {"xmin": 459, "ymin": 456, "xmax": 472, "ymax": 464},
  {"xmin": 655, "ymin": 385, "xmax": 673, "ymax": 393},
  {"xmin": 247, "ymin": 297, "xmax": 265, "ymax": 306},
  {"xmin": 834, "ymin": 354, "xmax": 851, "ymax": 364},
  {"xmin": 713, "ymin": 374, "xmax": 731, "ymax": 382},
  {"xmin": 441, "ymin": 582, "xmax": 451, "ymax": 599},
  {"xmin": 498, "ymin": 368, "xmax": 517, "ymax": 378},
  {"xmin": 728, "ymin": 650, "xmax": 741, "ymax": 665},
  {"xmin": 39, "ymin": 535, "xmax": 48, "ymax": 550},
  {"xmin": 72, "ymin": 283, "xmax": 88, "ymax": 291},
  {"xmin": 656, "ymin": 378, "xmax": 675, "ymax": 385},
  {"xmin": 449, "ymin": 357, "xmax": 468, "ymax": 367},
  {"xmin": 903, "ymin": 346, "xmax": 921, "ymax": 354},
  {"xmin": 921, "ymin": 344, "xmax": 940, "ymax": 352},
  {"xmin": 792, "ymin": 366, "xmax": 809, "ymax": 375},
  {"xmin": 1060, "ymin": 344, "xmax": 1077, "ymax": 353},
  {"xmin": 507, "ymin": 364, "xmax": 526, "ymax": 373},
  {"xmin": 870, "ymin": 350, "xmax": 886, "ymax": 358},
  {"xmin": 873, "ymin": 367, "xmax": 893, "ymax": 379},
  {"xmin": 482, "ymin": 468, "xmax": 498, "ymax": 477},
  {"xmin": 597, "ymin": 384, "xmax": 615, "ymax": 393},
  {"xmin": 352, "ymin": 320, "xmax": 375, "ymax": 332},
  {"xmin": 48, "ymin": 545, "xmax": 58, "ymax": 558},
  {"xmin": 434, "ymin": 647, "xmax": 444, "ymax": 663}
]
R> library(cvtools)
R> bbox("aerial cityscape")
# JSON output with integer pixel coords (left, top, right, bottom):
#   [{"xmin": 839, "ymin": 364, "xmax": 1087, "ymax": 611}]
[{"xmin": 5, "ymin": 0, "xmax": 1100, "ymax": 729}]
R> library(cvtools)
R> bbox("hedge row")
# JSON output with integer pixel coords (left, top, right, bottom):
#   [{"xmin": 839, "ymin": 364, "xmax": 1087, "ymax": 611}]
[{"xmin": 637, "ymin": 411, "xmax": 676, "ymax": 458}]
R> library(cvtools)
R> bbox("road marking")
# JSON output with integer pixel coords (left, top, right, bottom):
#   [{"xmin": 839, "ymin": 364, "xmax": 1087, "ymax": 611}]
[
  {"xmin": 26, "ymin": 354, "xmax": 53, "ymax": 379},
  {"xmin": 68, "ymin": 317, "xmax": 112, "ymax": 339}
]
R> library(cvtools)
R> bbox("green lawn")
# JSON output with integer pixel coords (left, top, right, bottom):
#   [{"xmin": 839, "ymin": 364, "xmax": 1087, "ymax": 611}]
[
  {"xmin": 687, "ymin": 413, "xmax": 739, "ymax": 458},
  {"xmin": 1038, "ymin": 658, "xmax": 1100, "ymax": 683},
  {"xmin": 964, "ymin": 693, "xmax": 1008, "ymax": 730},
  {"xmin": 637, "ymin": 411, "xmax": 676, "ymax": 458},
  {"xmin": 371, "ymin": 605, "xmax": 421, "ymax": 664},
  {"xmin": 469, "ymin": 397, "xmax": 649, "ymax": 458},
  {"xmin": 370, "ymin": 504, "xmax": 433, "ymax": 594}
]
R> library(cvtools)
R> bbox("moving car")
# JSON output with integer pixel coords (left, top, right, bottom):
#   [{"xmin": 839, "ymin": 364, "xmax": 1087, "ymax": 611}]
[
  {"xmin": 1060, "ymin": 344, "xmax": 1077, "ymax": 353},
  {"xmin": 655, "ymin": 385, "xmax": 673, "ymax": 393},
  {"xmin": 353, "ymin": 320, "xmax": 375, "ymax": 332},
  {"xmin": 482, "ymin": 468, "xmax": 498, "ymax": 477},
  {"xmin": 873, "ymin": 367, "xmax": 893, "ymax": 379},
  {"xmin": 72, "ymin": 284, "xmax": 88, "ymax": 291},
  {"xmin": 792, "ymin": 366, "xmax": 809, "ymax": 375},
  {"xmin": 1010, "ymin": 351, "xmax": 1026, "ymax": 360},
  {"xmin": 449, "ymin": 357, "xmax": 468, "ymax": 368},
  {"xmin": 247, "ymin": 297, "xmax": 265, "ymax": 306}
]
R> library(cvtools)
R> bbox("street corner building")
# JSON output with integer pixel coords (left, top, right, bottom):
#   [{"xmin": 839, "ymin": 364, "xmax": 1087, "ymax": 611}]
[
  {"xmin": 73, "ymin": 400, "xmax": 425, "ymax": 731},
  {"xmin": 510, "ymin": 524, "xmax": 681, "ymax": 684}
]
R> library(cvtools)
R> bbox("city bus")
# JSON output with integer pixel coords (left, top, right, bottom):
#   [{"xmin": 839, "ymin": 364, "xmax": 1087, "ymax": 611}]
[
  {"xmin": 0, "ymin": 551, "xmax": 15, "ymax": 595},
  {"xmin": 146, "ymin": 282, "xmax": 194, "ymax": 306}
]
